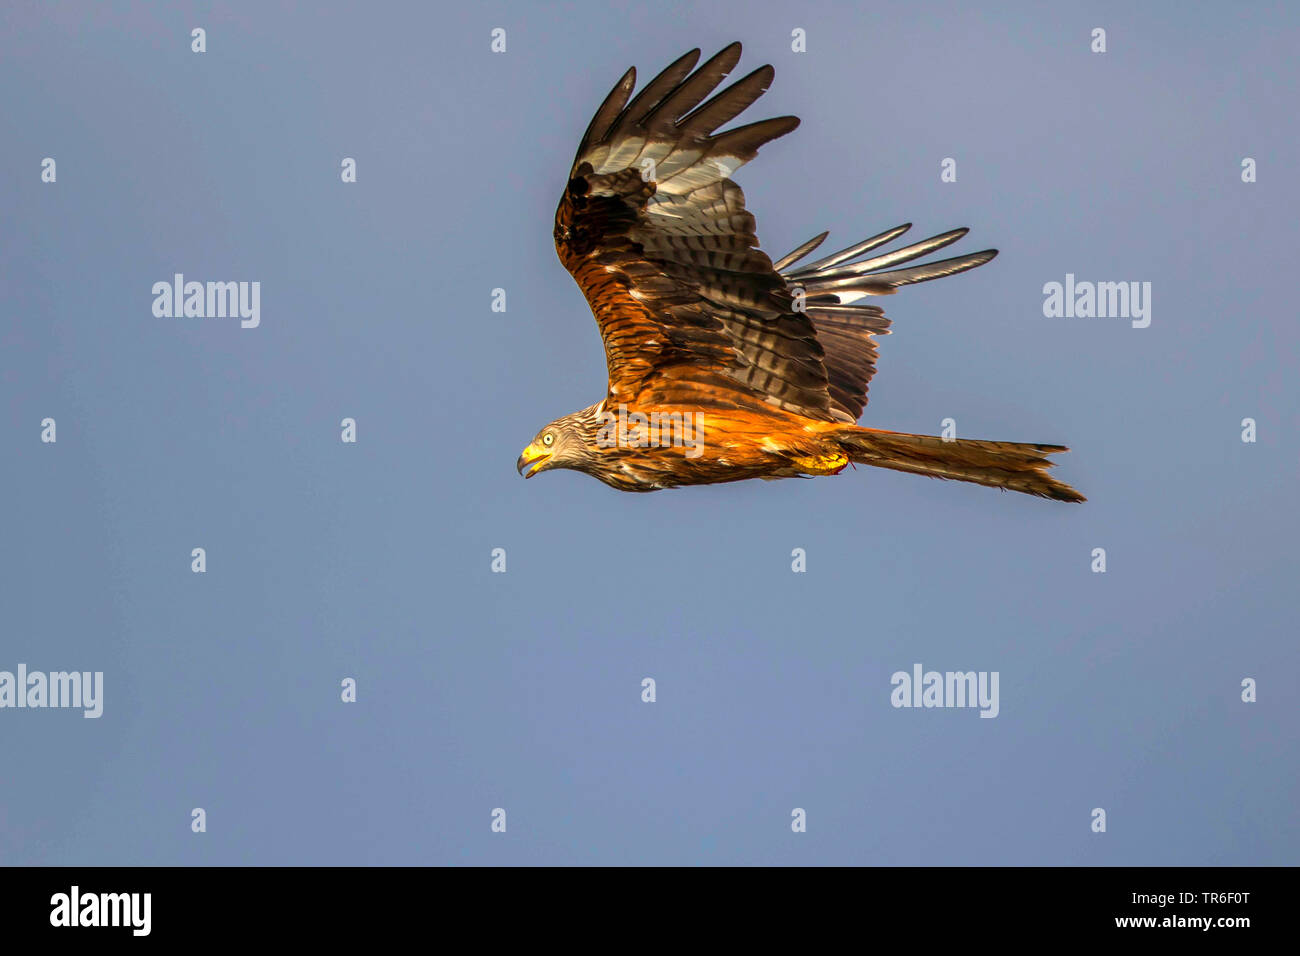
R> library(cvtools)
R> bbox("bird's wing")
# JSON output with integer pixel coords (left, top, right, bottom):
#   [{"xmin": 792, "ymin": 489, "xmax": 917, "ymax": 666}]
[
  {"xmin": 554, "ymin": 43, "xmax": 842, "ymax": 422},
  {"xmin": 774, "ymin": 227, "xmax": 998, "ymax": 420}
]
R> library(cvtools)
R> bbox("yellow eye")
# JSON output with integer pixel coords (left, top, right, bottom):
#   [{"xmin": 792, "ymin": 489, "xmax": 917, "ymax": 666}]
[{"xmin": 542, "ymin": 433, "xmax": 554, "ymax": 446}]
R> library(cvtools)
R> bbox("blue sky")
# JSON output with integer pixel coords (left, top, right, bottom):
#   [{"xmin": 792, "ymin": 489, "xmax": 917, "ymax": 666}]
[{"xmin": 2, "ymin": 0, "xmax": 1296, "ymax": 864}]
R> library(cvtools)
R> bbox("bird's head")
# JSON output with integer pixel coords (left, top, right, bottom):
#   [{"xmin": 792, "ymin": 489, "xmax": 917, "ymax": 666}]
[{"xmin": 516, "ymin": 406, "xmax": 604, "ymax": 479}]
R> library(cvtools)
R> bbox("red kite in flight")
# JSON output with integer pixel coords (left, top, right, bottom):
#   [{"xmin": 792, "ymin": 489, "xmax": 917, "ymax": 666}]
[{"xmin": 518, "ymin": 43, "xmax": 1083, "ymax": 502}]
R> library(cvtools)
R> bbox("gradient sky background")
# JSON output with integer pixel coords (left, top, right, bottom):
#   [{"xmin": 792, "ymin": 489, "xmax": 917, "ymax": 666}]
[{"xmin": 3, "ymin": 1, "xmax": 1297, "ymax": 865}]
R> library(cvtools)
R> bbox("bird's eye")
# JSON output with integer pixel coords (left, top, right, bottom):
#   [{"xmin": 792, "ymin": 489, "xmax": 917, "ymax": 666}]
[{"xmin": 542, "ymin": 433, "xmax": 554, "ymax": 446}]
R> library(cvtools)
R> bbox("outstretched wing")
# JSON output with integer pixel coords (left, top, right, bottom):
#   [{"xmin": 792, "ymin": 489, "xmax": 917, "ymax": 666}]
[
  {"xmin": 554, "ymin": 43, "xmax": 999, "ymax": 424},
  {"xmin": 554, "ymin": 44, "xmax": 841, "ymax": 421},
  {"xmin": 774, "ymin": 226, "xmax": 997, "ymax": 420}
]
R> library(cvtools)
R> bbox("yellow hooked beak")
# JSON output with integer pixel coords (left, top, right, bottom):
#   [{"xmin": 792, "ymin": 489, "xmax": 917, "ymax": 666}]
[{"xmin": 516, "ymin": 442, "xmax": 552, "ymax": 478}]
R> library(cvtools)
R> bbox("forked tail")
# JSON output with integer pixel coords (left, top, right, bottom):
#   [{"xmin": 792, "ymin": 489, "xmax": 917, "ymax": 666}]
[{"xmin": 839, "ymin": 428, "xmax": 1085, "ymax": 502}]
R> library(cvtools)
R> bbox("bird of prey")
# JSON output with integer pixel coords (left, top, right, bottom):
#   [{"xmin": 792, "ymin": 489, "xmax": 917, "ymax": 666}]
[{"xmin": 517, "ymin": 43, "xmax": 1084, "ymax": 502}]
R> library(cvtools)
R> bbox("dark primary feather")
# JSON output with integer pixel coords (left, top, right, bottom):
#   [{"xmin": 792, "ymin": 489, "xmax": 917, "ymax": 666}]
[
  {"xmin": 770, "ymin": 231, "xmax": 828, "ymax": 272},
  {"xmin": 788, "ymin": 223, "xmax": 913, "ymax": 275}
]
